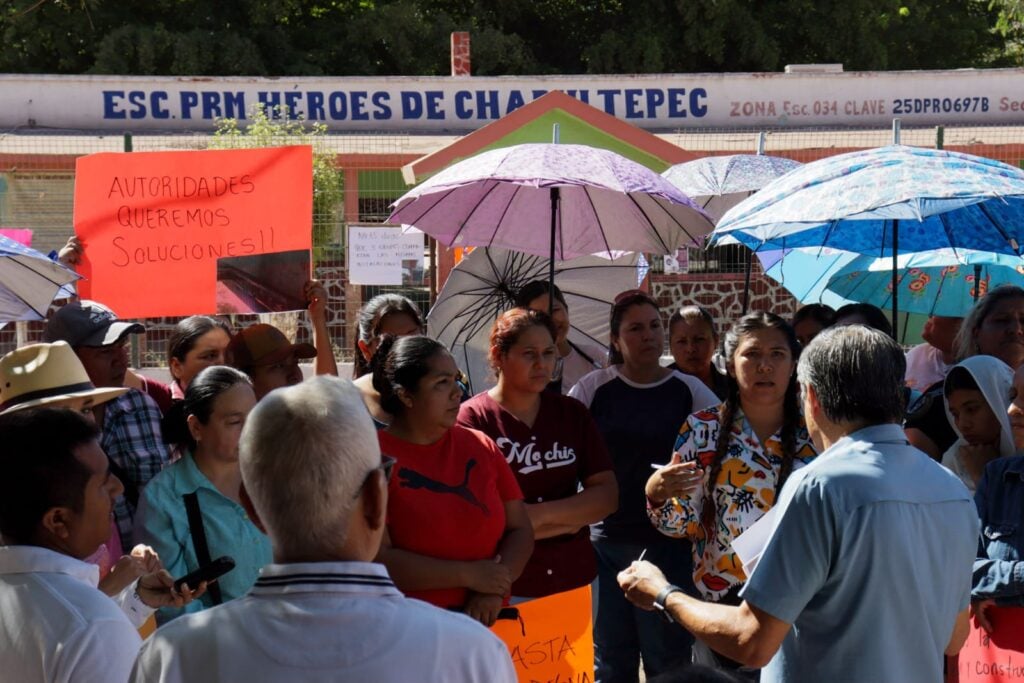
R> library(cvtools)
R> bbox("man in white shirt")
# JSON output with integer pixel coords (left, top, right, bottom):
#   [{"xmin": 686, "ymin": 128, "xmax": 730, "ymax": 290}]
[
  {"xmin": 131, "ymin": 376, "xmax": 516, "ymax": 683},
  {"xmin": 0, "ymin": 408, "xmax": 195, "ymax": 683}
]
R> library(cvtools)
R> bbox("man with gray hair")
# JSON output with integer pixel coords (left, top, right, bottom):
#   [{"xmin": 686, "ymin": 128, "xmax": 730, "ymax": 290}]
[
  {"xmin": 131, "ymin": 376, "xmax": 515, "ymax": 683},
  {"xmin": 619, "ymin": 325, "xmax": 979, "ymax": 682}
]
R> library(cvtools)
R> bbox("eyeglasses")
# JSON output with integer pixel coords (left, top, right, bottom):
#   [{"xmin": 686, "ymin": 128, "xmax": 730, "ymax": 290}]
[{"xmin": 353, "ymin": 454, "xmax": 397, "ymax": 499}]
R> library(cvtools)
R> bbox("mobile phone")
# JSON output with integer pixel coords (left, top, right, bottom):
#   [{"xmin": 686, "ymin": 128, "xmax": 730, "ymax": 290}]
[{"xmin": 173, "ymin": 556, "xmax": 236, "ymax": 592}]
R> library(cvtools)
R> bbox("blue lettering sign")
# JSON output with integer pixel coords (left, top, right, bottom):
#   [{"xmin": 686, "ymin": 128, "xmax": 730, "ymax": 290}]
[
  {"xmin": 351, "ymin": 91, "xmax": 369, "ymax": 121},
  {"xmin": 150, "ymin": 91, "xmax": 170, "ymax": 119},
  {"xmin": 307, "ymin": 91, "xmax": 325, "ymax": 120},
  {"xmin": 624, "ymin": 88, "xmax": 643, "ymax": 119},
  {"xmin": 454, "ymin": 91, "xmax": 473, "ymax": 120},
  {"xmin": 425, "ymin": 90, "xmax": 445, "ymax": 120},
  {"xmin": 371, "ymin": 91, "xmax": 392, "ymax": 120},
  {"xmin": 597, "ymin": 89, "xmax": 620, "ymax": 115},
  {"xmin": 181, "ymin": 91, "xmax": 200, "ymax": 119},
  {"xmin": 506, "ymin": 89, "xmax": 525, "ymax": 114},
  {"xmin": 328, "ymin": 92, "xmax": 347, "ymax": 119},
  {"xmin": 476, "ymin": 90, "xmax": 499, "ymax": 119},
  {"xmin": 646, "ymin": 89, "xmax": 665, "ymax": 117},
  {"xmin": 103, "ymin": 91, "xmax": 125, "ymax": 119},
  {"xmin": 283, "ymin": 91, "xmax": 303, "ymax": 118},
  {"xmin": 223, "ymin": 91, "xmax": 245, "ymax": 119},
  {"xmin": 690, "ymin": 87, "xmax": 708, "ymax": 117},
  {"xmin": 401, "ymin": 91, "xmax": 423, "ymax": 119}
]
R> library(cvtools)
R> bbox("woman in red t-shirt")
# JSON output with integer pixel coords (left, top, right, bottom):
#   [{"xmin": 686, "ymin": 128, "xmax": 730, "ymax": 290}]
[
  {"xmin": 458, "ymin": 308, "xmax": 617, "ymax": 599},
  {"xmin": 372, "ymin": 334, "xmax": 534, "ymax": 626}
]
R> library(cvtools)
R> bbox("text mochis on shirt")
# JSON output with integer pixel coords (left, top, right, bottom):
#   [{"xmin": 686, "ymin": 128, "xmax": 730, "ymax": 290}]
[{"xmin": 496, "ymin": 436, "xmax": 577, "ymax": 475}]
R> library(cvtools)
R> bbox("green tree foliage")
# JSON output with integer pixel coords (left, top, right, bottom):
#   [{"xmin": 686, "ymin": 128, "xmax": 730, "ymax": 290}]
[
  {"xmin": 209, "ymin": 106, "xmax": 344, "ymax": 254},
  {"xmin": 0, "ymin": 0, "xmax": 1013, "ymax": 75}
]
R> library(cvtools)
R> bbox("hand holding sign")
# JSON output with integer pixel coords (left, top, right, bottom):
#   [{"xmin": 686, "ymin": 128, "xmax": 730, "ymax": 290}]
[{"xmin": 955, "ymin": 605, "xmax": 1024, "ymax": 682}]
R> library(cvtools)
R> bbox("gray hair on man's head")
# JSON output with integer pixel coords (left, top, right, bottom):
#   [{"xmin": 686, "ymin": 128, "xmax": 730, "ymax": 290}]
[
  {"xmin": 796, "ymin": 325, "xmax": 906, "ymax": 426},
  {"xmin": 239, "ymin": 376, "xmax": 380, "ymax": 559}
]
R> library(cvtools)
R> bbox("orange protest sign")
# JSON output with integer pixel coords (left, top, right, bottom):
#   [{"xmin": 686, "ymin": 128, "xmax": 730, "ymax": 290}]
[
  {"xmin": 74, "ymin": 146, "xmax": 312, "ymax": 318},
  {"xmin": 491, "ymin": 586, "xmax": 594, "ymax": 683},
  {"xmin": 954, "ymin": 607, "xmax": 1024, "ymax": 682}
]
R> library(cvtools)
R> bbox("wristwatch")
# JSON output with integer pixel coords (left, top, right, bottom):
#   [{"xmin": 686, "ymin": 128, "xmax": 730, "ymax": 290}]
[{"xmin": 653, "ymin": 584, "xmax": 684, "ymax": 623}]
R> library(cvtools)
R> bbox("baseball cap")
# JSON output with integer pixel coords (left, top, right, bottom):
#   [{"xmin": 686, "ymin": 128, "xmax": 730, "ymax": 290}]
[
  {"xmin": 43, "ymin": 300, "xmax": 145, "ymax": 348},
  {"xmin": 227, "ymin": 324, "xmax": 316, "ymax": 369}
]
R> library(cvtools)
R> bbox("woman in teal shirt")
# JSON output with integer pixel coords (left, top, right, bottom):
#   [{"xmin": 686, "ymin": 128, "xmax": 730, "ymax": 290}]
[{"xmin": 135, "ymin": 366, "xmax": 271, "ymax": 623}]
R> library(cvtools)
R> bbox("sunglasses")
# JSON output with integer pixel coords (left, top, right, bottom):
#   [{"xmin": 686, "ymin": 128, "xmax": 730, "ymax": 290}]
[{"xmin": 353, "ymin": 454, "xmax": 397, "ymax": 499}]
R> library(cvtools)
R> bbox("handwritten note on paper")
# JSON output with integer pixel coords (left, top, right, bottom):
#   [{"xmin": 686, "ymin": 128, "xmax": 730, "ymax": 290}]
[
  {"xmin": 491, "ymin": 586, "xmax": 595, "ymax": 683},
  {"xmin": 348, "ymin": 225, "xmax": 424, "ymax": 285},
  {"xmin": 74, "ymin": 146, "xmax": 312, "ymax": 318}
]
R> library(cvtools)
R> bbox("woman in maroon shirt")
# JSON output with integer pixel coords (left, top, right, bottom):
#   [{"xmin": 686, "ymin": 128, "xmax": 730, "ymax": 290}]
[{"xmin": 458, "ymin": 308, "xmax": 618, "ymax": 599}]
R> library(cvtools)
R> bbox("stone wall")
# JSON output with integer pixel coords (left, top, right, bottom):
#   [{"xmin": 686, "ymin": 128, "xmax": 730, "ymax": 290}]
[{"xmin": 651, "ymin": 270, "xmax": 801, "ymax": 333}]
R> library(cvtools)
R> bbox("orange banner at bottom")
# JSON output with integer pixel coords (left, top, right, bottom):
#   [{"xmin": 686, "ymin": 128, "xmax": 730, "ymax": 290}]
[
  {"xmin": 492, "ymin": 586, "xmax": 595, "ymax": 683},
  {"xmin": 953, "ymin": 607, "xmax": 1024, "ymax": 682}
]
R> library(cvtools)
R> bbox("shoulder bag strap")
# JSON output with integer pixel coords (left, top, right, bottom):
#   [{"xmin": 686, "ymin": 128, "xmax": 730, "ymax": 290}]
[{"xmin": 183, "ymin": 492, "xmax": 223, "ymax": 605}]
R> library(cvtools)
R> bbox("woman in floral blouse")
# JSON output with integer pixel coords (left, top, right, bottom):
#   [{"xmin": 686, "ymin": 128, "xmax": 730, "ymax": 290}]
[{"xmin": 645, "ymin": 311, "xmax": 817, "ymax": 675}]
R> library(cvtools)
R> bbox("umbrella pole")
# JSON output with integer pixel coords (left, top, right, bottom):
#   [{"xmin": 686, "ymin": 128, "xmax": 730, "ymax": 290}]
[
  {"xmin": 973, "ymin": 264, "xmax": 982, "ymax": 303},
  {"xmin": 549, "ymin": 187, "xmax": 560, "ymax": 315},
  {"xmin": 742, "ymin": 249, "xmax": 753, "ymax": 314},
  {"xmin": 891, "ymin": 219, "xmax": 899, "ymax": 342}
]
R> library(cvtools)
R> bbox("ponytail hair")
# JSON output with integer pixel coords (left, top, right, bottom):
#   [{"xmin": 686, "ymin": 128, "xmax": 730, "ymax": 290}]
[
  {"xmin": 353, "ymin": 294, "xmax": 425, "ymax": 379},
  {"xmin": 370, "ymin": 334, "xmax": 448, "ymax": 417},
  {"xmin": 162, "ymin": 365, "xmax": 252, "ymax": 452}
]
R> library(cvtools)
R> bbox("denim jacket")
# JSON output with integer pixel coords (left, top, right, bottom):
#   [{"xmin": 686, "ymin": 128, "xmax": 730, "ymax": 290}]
[{"xmin": 973, "ymin": 456, "xmax": 1024, "ymax": 604}]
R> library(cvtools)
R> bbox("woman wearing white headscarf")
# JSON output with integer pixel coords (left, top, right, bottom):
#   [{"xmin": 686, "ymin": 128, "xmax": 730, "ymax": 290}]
[{"xmin": 941, "ymin": 355, "xmax": 1017, "ymax": 492}]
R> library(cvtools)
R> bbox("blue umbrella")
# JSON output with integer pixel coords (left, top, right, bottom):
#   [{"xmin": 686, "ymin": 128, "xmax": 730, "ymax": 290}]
[
  {"xmin": 760, "ymin": 248, "xmax": 1024, "ymax": 316},
  {"xmin": 0, "ymin": 234, "xmax": 81, "ymax": 322},
  {"xmin": 825, "ymin": 253, "xmax": 1024, "ymax": 317},
  {"xmin": 712, "ymin": 145, "xmax": 1024, "ymax": 338},
  {"xmin": 662, "ymin": 154, "xmax": 802, "ymax": 223}
]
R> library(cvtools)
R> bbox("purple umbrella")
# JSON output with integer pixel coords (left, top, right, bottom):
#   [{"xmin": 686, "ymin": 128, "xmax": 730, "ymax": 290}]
[{"xmin": 388, "ymin": 145, "xmax": 713, "ymax": 290}]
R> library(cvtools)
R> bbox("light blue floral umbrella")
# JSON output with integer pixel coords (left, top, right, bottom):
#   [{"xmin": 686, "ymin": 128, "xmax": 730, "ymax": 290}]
[
  {"xmin": 825, "ymin": 253, "xmax": 1024, "ymax": 317},
  {"xmin": 712, "ymin": 145, "xmax": 1024, "ymax": 338},
  {"xmin": 662, "ymin": 154, "xmax": 802, "ymax": 223},
  {"xmin": 760, "ymin": 247, "xmax": 1024, "ymax": 317}
]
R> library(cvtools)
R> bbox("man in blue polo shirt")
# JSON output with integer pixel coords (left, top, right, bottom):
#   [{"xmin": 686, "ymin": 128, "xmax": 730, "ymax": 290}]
[{"xmin": 619, "ymin": 325, "xmax": 979, "ymax": 682}]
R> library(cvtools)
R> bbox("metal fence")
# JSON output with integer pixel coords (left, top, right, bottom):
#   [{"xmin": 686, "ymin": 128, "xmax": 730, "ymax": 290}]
[{"xmin": 2, "ymin": 122, "xmax": 1023, "ymax": 363}]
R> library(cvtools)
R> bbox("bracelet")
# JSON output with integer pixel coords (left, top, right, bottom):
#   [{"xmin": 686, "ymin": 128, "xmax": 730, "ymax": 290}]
[{"xmin": 653, "ymin": 584, "xmax": 683, "ymax": 624}]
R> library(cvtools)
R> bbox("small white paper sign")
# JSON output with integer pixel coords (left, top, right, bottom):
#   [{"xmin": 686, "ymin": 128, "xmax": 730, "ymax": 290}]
[
  {"xmin": 731, "ymin": 505, "xmax": 778, "ymax": 577},
  {"xmin": 662, "ymin": 248, "xmax": 690, "ymax": 274},
  {"xmin": 348, "ymin": 226, "xmax": 424, "ymax": 285}
]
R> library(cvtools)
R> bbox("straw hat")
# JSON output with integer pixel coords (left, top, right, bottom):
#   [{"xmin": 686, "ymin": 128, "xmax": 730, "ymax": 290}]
[{"xmin": 0, "ymin": 342, "xmax": 129, "ymax": 415}]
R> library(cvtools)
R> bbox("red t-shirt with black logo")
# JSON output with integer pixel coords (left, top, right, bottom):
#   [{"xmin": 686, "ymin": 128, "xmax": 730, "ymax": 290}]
[
  {"xmin": 458, "ymin": 391, "xmax": 613, "ymax": 597},
  {"xmin": 379, "ymin": 425, "xmax": 523, "ymax": 609}
]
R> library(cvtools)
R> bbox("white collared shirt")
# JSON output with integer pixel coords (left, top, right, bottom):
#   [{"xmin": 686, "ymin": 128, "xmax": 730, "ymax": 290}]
[
  {"xmin": 0, "ymin": 545, "xmax": 145, "ymax": 683},
  {"xmin": 131, "ymin": 561, "xmax": 516, "ymax": 683}
]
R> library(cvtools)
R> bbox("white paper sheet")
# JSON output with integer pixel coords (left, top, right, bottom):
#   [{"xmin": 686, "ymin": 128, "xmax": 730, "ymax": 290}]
[{"xmin": 731, "ymin": 505, "xmax": 779, "ymax": 577}]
